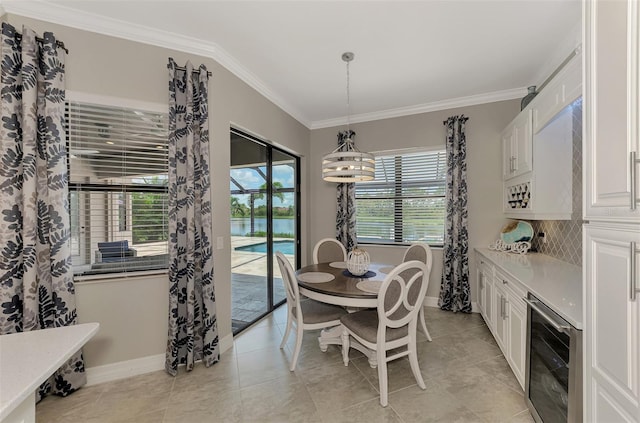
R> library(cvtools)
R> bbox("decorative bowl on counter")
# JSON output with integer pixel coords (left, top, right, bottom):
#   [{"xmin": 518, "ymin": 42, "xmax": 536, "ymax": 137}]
[{"xmin": 501, "ymin": 220, "xmax": 534, "ymax": 244}]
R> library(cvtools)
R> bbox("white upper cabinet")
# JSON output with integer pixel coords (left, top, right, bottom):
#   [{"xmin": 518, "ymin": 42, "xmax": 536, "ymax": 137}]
[
  {"xmin": 503, "ymin": 105, "xmax": 574, "ymax": 220},
  {"xmin": 532, "ymin": 52, "xmax": 582, "ymax": 134},
  {"xmin": 584, "ymin": 0, "xmax": 640, "ymax": 222},
  {"xmin": 502, "ymin": 110, "xmax": 533, "ymax": 180},
  {"xmin": 501, "ymin": 52, "xmax": 581, "ymax": 220}
]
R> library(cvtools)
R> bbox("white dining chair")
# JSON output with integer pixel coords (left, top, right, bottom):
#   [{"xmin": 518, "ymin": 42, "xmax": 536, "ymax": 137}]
[
  {"xmin": 340, "ymin": 260, "xmax": 429, "ymax": 407},
  {"xmin": 276, "ymin": 252, "xmax": 347, "ymax": 371},
  {"xmin": 312, "ymin": 238, "xmax": 347, "ymax": 264},
  {"xmin": 402, "ymin": 243, "xmax": 433, "ymax": 341}
]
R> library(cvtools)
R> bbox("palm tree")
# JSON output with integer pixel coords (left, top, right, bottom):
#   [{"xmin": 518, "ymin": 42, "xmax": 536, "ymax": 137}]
[
  {"xmin": 230, "ymin": 196, "xmax": 245, "ymax": 217},
  {"xmin": 254, "ymin": 181, "xmax": 285, "ymax": 204}
]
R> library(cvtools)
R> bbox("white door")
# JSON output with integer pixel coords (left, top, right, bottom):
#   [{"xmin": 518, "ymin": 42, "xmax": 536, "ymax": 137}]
[
  {"xmin": 584, "ymin": 224, "xmax": 640, "ymax": 422},
  {"xmin": 584, "ymin": 0, "xmax": 640, "ymax": 222}
]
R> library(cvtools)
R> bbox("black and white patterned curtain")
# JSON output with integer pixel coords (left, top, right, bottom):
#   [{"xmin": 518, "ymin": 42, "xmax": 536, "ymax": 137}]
[
  {"xmin": 335, "ymin": 130, "xmax": 357, "ymax": 252},
  {"xmin": 0, "ymin": 23, "xmax": 86, "ymax": 399},
  {"xmin": 166, "ymin": 59, "xmax": 219, "ymax": 375},
  {"xmin": 438, "ymin": 115, "xmax": 471, "ymax": 313}
]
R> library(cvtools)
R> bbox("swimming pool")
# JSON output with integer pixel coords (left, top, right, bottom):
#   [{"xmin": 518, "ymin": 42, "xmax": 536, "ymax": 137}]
[{"xmin": 234, "ymin": 240, "xmax": 296, "ymax": 255}]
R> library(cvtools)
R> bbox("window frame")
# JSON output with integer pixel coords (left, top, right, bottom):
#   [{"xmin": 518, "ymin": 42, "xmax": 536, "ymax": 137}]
[
  {"xmin": 66, "ymin": 92, "xmax": 170, "ymax": 279},
  {"xmin": 354, "ymin": 146, "xmax": 447, "ymax": 247}
]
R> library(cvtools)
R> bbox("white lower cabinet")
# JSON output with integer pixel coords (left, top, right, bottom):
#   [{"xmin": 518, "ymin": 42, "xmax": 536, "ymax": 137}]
[
  {"xmin": 477, "ymin": 256, "xmax": 494, "ymax": 329},
  {"xmin": 493, "ymin": 281, "xmax": 509, "ymax": 353},
  {"xmin": 476, "ymin": 253, "xmax": 526, "ymax": 389},
  {"xmin": 584, "ymin": 224, "xmax": 640, "ymax": 422},
  {"xmin": 506, "ymin": 294, "xmax": 526, "ymax": 387},
  {"xmin": 495, "ymin": 269, "xmax": 527, "ymax": 388}
]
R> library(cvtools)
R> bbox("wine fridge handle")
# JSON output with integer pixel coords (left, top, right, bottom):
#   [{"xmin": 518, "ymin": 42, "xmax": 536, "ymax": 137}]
[{"xmin": 523, "ymin": 298, "xmax": 571, "ymax": 333}]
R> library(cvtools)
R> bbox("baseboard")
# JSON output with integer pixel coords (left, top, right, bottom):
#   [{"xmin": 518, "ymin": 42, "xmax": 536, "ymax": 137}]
[
  {"xmin": 85, "ymin": 332, "xmax": 234, "ymax": 386},
  {"xmin": 219, "ymin": 332, "xmax": 234, "ymax": 354},
  {"xmin": 85, "ymin": 353, "xmax": 165, "ymax": 386},
  {"xmin": 423, "ymin": 296, "xmax": 480, "ymax": 313},
  {"xmin": 423, "ymin": 295, "xmax": 440, "ymax": 308}
]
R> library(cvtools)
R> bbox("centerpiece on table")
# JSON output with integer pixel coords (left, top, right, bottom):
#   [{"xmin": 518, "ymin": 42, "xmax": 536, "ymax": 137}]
[{"xmin": 347, "ymin": 247, "xmax": 370, "ymax": 276}]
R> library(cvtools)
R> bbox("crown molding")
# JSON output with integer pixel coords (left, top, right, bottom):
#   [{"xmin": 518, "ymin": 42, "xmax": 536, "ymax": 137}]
[
  {"xmin": 310, "ymin": 87, "xmax": 526, "ymax": 130},
  {"xmin": 1, "ymin": 0, "xmax": 312, "ymax": 127}
]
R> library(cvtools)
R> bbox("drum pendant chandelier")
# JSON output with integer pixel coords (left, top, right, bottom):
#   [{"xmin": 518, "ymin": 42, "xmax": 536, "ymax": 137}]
[{"xmin": 322, "ymin": 52, "xmax": 375, "ymax": 182}]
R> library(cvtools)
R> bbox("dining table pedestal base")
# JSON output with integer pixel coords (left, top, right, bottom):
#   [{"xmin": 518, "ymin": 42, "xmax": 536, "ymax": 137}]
[{"xmin": 319, "ymin": 324, "xmax": 377, "ymax": 368}]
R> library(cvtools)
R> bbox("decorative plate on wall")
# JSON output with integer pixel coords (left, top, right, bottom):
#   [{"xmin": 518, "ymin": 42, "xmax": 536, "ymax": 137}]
[{"xmin": 500, "ymin": 220, "xmax": 534, "ymax": 244}]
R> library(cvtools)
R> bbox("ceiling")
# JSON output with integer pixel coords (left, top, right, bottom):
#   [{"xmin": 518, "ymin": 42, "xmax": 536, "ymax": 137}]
[{"xmin": 2, "ymin": 1, "xmax": 582, "ymax": 129}]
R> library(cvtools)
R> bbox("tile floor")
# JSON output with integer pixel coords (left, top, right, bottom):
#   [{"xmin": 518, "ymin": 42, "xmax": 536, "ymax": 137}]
[{"xmin": 36, "ymin": 307, "xmax": 535, "ymax": 423}]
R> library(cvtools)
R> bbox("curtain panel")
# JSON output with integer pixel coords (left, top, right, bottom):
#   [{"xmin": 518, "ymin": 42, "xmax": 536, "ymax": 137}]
[
  {"xmin": 166, "ymin": 59, "xmax": 219, "ymax": 376},
  {"xmin": 0, "ymin": 23, "xmax": 86, "ymax": 398},
  {"xmin": 438, "ymin": 115, "xmax": 472, "ymax": 313},
  {"xmin": 335, "ymin": 130, "xmax": 357, "ymax": 252}
]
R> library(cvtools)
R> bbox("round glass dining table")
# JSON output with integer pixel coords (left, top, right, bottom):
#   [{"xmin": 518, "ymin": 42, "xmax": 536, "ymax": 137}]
[{"xmin": 295, "ymin": 261, "xmax": 395, "ymax": 367}]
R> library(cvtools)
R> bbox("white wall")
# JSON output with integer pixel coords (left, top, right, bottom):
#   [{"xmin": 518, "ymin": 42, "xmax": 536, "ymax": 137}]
[
  {"xmin": 309, "ymin": 100, "xmax": 519, "ymax": 303},
  {"xmin": 5, "ymin": 15, "xmax": 310, "ymax": 368}
]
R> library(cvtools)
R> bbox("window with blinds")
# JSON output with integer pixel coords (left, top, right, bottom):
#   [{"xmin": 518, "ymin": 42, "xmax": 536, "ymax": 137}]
[
  {"xmin": 355, "ymin": 149, "xmax": 447, "ymax": 245},
  {"xmin": 66, "ymin": 101, "xmax": 169, "ymax": 276}
]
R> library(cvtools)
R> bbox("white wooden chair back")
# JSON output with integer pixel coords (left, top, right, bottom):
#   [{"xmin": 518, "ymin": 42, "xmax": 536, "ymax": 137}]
[
  {"xmin": 312, "ymin": 238, "xmax": 347, "ymax": 264},
  {"xmin": 402, "ymin": 243, "xmax": 433, "ymax": 273},
  {"xmin": 377, "ymin": 260, "xmax": 428, "ymax": 331},
  {"xmin": 276, "ymin": 251, "xmax": 301, "ymax": 319},
  {"xmin": 401, "ymin": 243, "xmax": 434, "ymax": 341}
]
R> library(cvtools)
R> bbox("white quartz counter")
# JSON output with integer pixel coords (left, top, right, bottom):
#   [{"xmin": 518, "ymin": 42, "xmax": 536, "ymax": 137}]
[
  {"xmin": 0, "ymin": 323, "xmax": 99, "ymax": 422},
  {"xmin": 476, "ymin": 248, "xmax": 582, "ymax": 329}
]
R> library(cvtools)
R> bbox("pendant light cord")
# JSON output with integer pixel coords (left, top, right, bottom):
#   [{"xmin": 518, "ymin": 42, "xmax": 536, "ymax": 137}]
[{"xmin": 346, "ymin": 58, "xmax": 350, "ymax": 135}]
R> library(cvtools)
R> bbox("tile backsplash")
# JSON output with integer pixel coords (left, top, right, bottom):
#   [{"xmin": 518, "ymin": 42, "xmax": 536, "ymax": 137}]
[{"xmin": 529, "ymin": 99, "xmax": 583, "ymax": 266}]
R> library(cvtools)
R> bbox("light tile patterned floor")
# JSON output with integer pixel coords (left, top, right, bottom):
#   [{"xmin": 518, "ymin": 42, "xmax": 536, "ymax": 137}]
[{"xmin": 36, "ymin": 307, "xmax": 534, "ymax": 423}]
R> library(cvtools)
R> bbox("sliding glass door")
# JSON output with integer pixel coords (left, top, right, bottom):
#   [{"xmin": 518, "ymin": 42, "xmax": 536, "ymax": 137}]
[{"xmin": 230, "ymin": 130, "xmax": 300, "ymax": 335}]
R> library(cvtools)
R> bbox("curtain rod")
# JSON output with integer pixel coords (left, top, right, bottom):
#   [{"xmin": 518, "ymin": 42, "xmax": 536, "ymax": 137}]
[
  {"xmin": 14, "ymin": 33, "xmax": 69, "ymax": 54},
  {"xmin": 172, "ymin": 65, "xmax": 212, "ymax": 77}
]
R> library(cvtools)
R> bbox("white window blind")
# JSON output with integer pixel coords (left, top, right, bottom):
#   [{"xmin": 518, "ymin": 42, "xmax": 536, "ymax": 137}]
[
  {"xmin": 67, "ymin": 101, "xmax": 169, "ymax": 276},
  {"xmin": 355, "ymin": 149, "xmax": 447, "ymax": 245}
]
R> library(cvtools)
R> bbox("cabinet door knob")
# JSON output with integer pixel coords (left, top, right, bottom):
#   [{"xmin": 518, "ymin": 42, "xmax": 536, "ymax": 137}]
[{"xmin": 503, "ymin": 279, "xmax": 508, "ymax": 285}]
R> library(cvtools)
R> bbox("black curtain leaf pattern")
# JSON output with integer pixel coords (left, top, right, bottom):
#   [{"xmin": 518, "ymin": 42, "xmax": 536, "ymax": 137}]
[
  {"xmin": 335, "ymin": 130, "xmax": 357, "ymax": 252},
  {"xmin": 0, "ymin": 22, "xmax": 86, "ymax": 399},
  {"xmin": 438, "ymin": 115, "xmax": 472, "ymax": 313},
  {"xmin": 166, "ymin": 58, "xmax": 219, "ymax": 376}
]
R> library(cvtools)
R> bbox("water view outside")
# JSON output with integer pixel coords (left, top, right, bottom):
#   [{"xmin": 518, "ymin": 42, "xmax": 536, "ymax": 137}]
[
  {"xmin": 235, "ymin": 240, "xmax": 295, "ymax": 254},
  {"xmin": 231, "ymin": 217, "xmax": 295, "ymax": 237}
]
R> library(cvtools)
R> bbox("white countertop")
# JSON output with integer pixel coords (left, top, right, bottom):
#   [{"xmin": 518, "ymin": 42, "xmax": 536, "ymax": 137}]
[
  {"xmin": 476, "ymin": 248, "xmax": 582, "ymax": 329},
  {"xmin": 0, "ymin": 323, "xmax": 99, "ymax": 421}
]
